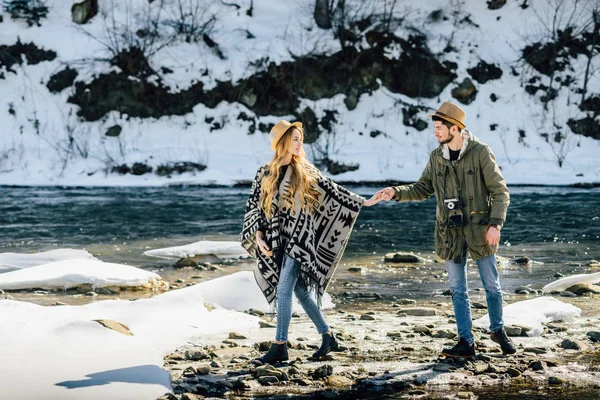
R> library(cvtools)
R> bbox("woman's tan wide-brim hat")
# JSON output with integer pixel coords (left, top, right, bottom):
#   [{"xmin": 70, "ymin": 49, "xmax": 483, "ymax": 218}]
[
  {"xmin": 269, "ymin": 120, "xmax": 303, "ymax": 151},
  {"xmin": 427, "ymin": 101, "xmax": 466, "ymax": 130}
]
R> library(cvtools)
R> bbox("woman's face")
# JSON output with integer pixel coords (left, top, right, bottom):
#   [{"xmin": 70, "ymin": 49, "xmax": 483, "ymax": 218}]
[{"xmin": 287, "ymin": 128, "xmax": 303, "ymax": 157}]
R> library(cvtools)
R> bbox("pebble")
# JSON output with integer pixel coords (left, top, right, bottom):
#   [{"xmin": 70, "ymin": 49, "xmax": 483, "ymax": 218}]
[
  {"xmin": 586, "ymin": 331, "xmax": 600, "ymax": 342},
  {"xmin": 548, "ymin": 376, "xmax": 565, "ymax": 385},
  {"xmin": 228, "ymin": 332, "xmax": 247, "ymax": 339},
  {"xmin": 360, "ymin": 314, "xmax": 376, "ymax": 321},
  {"xmin": 185, "ymin": 350, "xmax": 208, "ymax": 361}
]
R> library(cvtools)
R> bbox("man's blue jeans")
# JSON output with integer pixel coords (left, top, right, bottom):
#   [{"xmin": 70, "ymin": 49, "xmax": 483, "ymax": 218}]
[
  {"xmin": 275, "ymin": 254, "xmax": 329, "ymax": 342},
  {"xmin": 445, "ymin": 253, "xmax": 504, "ymax": 344}
]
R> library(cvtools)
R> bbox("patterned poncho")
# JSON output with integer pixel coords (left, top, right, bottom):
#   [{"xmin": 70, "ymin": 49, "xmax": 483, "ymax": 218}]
[{"xmin": 241, "ymin": 164, "xmax": 364, "ymax": 307}]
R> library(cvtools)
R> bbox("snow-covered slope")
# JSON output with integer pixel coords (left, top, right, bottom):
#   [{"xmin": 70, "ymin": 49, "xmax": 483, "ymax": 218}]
[{"xmin": 0, "ymin": 0, "xmax": 598, "ymax": 186}]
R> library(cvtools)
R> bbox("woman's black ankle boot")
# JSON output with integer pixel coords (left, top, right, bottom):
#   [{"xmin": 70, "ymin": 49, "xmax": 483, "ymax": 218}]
[
  {"xmin": 258, "ymin": 342, "xmax": 289, "ymax": 364},
  {"xmin": 312, "ymin": 332, "xmax": 340, "ymax": 358}
]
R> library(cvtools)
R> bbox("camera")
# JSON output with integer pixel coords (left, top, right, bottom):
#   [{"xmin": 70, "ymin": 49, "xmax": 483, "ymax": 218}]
[
  {"xmin": 444, "ymin": 198, "xmax": 463, "ymax": 229},
  {"xmin": 444, "ymin": 198, "xmax": 462, "ymax": 210}
]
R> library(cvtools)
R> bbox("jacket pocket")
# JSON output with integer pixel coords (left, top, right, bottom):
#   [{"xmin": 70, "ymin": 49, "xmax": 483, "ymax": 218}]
[
  {"xmin": 435, "ymin": 220, "xmax": 450, "ymax": 249},
  {"xmin": 469, "ymin": 212, "xmax": 490, "ymax": 246}
]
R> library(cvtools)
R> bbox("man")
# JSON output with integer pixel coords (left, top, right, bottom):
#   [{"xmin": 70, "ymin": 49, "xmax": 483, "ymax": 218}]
[{"xmin": 375, "ymin": 101, "xmax": 516, "ymax": 357}]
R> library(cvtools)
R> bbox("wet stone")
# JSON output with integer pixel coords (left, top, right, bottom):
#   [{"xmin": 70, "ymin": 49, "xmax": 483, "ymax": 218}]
[
  {"xmin": 360, "ymin": 314, "xmax": 376, "ymax": 321},
  {"xmin": 506, "ymin": 367, "xmax": 522, "ymax": 377},
  {"xmin": 258, "ymin": 375, "xmax": 279, "ymax": 385},
  {"xmin": 313, "ymin": 364, "xmax": 333, "ymax": 379},
  {"xmin": 560, "ymin": 339, "xmax": 587, "ymax": 350},
  {"xmin": 229, "ymin": 332, "xmax": 247, "ymax": 339},
  {"xmin": 559, "ymin": 291, "xmax": 578, "ymax": 298},
  {"xmin": 326, "ymin": 375, "xmax": 354, "ymax": 387},
  {"xmin": 433, "ymin": 363, "xmax": 455, "ymax": 372},
  {"xmin": 549, "ymin": 376, "xmax": 566, "ymax": 385},
  {"xmin": 413, "ymin": 326, "xmax": 431, "ymax": 335},
  {"xmin": 586, "ymin": 331, "xmax": 600, "ymax": 342},
  {"xmin": 472, "ymin": 302, "xmax": 487, "ymax": 309},
  {"xmin": 528, "ymin": 360, "xmax": 546, "ymax": 371},
  {"xmin": 524, "ymin": 347, "xmax": 547, "ymax": 354}
]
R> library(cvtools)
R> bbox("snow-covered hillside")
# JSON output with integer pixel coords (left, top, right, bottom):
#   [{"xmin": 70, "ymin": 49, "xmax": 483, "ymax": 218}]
[{"xmin": 0, "ymin": 0, "xmax": 598, "ymax": 186}]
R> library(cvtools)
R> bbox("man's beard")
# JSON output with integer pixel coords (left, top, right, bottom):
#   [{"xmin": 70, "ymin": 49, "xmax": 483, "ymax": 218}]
[{"xmin": 439, "ymin": 132, "xmax": 454, "ymax": 145}]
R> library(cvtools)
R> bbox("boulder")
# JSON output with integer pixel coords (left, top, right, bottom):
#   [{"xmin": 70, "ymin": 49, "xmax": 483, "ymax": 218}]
[{"xmin": 71, "ymin": 0, "xmax": 98, "ymax": 24}]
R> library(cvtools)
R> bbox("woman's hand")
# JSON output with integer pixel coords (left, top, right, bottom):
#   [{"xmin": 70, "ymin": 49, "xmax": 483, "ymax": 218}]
[
  {"xmin": 363, "ymin": 194, "xmax": 382, "ymax": 207},
  {"xmin": 255, "ymin": 231, "xmax": 273, "ymax": 257},
  {"xmin": 375, "ymin": 187, "xmax": 396, "ymax": 201}
]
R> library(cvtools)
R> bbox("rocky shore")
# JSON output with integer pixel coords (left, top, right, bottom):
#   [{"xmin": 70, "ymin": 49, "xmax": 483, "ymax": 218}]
[{"xmin": 159, "ymin": 294, "xmax": 600, "ymax": 400}]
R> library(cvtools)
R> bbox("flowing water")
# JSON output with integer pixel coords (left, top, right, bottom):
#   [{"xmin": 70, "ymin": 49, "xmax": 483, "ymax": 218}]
[{"xmin": 1, "ymin": 185, "xmax": 599, "ymax": 302}]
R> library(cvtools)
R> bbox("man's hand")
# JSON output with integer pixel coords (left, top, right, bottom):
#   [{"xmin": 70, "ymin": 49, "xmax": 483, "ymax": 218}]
[
  {"xmin": 486, "ymin": 226, "xmax": 501, "ymax": 246},
  {"xmin": 256, "ymin": 232, "xmax": 273, "ymax": 257},
  {"xmin": 375, "ymin": 187, "xmax": 396, "ymax": 201}
]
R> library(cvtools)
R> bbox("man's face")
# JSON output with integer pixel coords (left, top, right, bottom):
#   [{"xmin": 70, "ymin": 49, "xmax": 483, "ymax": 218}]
[{"xmin": 433, "ymin": 121, "xmax": 454, "ymax": 145}]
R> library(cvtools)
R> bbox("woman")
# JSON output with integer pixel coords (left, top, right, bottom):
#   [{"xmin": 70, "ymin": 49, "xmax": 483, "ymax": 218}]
[{"xmin": 241, "ymin": 120, "xmax": 379, "ymax": 364}]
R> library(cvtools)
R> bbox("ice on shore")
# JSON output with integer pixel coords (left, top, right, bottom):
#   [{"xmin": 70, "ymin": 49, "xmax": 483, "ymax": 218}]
[
  {"xmin": 542, "ymin": 271, "xmax": 600, "ymax": 293},
  {"xmin": 197, "ymin": 271, "xmax": 334, "ymax": 312},
  {"xmin": 143, "ymin": 240, "xmax": 246, "ymax": 260},
  {"xmin": 474, "ymin": 297, "xmax": 581, "ymax": 337},
  {"xmin": 0, "ymin": 249, "xmax": 97, "ymax": 273},
  {"xmin": 0, "ymin": 259, "xmax": 165, "ymax": 291},
  {"xmin": 0, "ymin": 273, "xmax": 259, "ymax": 400}
]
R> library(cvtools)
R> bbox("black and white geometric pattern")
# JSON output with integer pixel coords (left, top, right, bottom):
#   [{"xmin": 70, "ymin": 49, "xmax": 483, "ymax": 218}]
[{"xmin": 241, "ymin": 164, "xmax": 364, "ymax": 306}]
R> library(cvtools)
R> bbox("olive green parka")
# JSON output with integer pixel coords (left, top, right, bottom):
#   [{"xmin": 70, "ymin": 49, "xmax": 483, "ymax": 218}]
[{"xmin": 394, "ymin": 131, "xmax": 509, "ymax": 263}]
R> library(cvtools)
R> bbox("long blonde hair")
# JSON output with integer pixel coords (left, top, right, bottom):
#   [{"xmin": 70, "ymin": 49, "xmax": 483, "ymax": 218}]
[{"xmin": 260, "ymin": 126, "xmax": 320, "ymax": 218}]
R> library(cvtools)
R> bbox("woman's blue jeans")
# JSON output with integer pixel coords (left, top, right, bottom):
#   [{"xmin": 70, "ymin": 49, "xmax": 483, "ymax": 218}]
[
  {"xmin": 445, "ymin": 253, "xmax": 504, "ymax": 345},
  {"xmin": 275, "ymin": 254, "xmax": 329, "ymax": 342}
]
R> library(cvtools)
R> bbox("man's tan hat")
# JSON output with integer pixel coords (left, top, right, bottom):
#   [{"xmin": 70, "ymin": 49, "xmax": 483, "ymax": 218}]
[
  {"xmin": 428, "ymin": 101, "xmax": 466, "ymax": 130},
  {"xmin": 269, "ymin": 120, "xmax": 303, "ymax": 151}
]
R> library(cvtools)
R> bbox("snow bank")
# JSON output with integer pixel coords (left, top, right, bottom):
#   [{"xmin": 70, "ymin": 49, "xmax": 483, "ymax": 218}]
[
  {"xmin": 0, "ymin": 274, "xmax": 260, "ymax": 400},
  {"xmin": 474, "ymin": 297, "xmax": 581, "ymax": 337},
  {"xmin": 542, "ymin": 272, "xmax": 600, "ymax": 293},
  {"xmin": 0, "ymin": 259, "xmax": 165, "ymax": 291},
  {"xmin": 143, "ymin": 240, "xmax": 246, "ymax": 260},
  {"xmin": 197, "ymin": 271, "xmax": 334, "ymax": 312},
  {"xmin": 0, "ymin": 249, "xmax": 97, "ymax": 273}
]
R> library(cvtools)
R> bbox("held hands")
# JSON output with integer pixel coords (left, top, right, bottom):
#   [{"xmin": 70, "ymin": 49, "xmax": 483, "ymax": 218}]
[
  {"xmin": 374, "ymin": 187, "xmax": 396, "ymax": 201},
  {"xmin": 364, "ymin": 194, "xmax": 382, "ymax": 207},
  {"xmin": 486, "ymin": 226, "xmax": 501, "ymax": 246},
  {"xmin": 255, "ymin": 231, "xmax": 273, "ymax": 257}
]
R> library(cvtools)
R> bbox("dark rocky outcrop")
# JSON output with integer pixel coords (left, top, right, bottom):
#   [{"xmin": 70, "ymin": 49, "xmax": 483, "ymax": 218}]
[
  {"xmin": 568, "ymin": 117, "xmax": 600, "ymax": 139},
  {"xmin": 467, "ymin": 60, "xmax": 502, "ymax": 84},
  {"xmin": 105, "ymin": 125, "xmax": 122, "ymax": 137},
  {"xmin": 0, "ymin": 39, "xmax": 56, "ymax": 73},
  {"xmin": 68, "ymin": 32, "xmax": 456, "ymax": 130},
  {"xmin": 155, "ymin": 162, "xmax": 207, "ymax": 177},
  {"xmin": 46, "ymin": 67, "xmax": 78, "ymax": 93}
]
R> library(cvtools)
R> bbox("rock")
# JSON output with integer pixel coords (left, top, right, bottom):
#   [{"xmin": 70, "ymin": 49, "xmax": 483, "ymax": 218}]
[
  {"xmin": 512, "ymin": 256, "xmax": 531, "ymax": 265},
  {"xmin": 93, "ymin": 319, "xmax": 133, "ymax": 336},
  {"xmin": 257, "ymin": 341, "xmax": 271, "ymax": 351},
  {"xmin": 52, "ymin": 301, "xmax": 67, "ymax": 306},
  {"xmin": 210, "ymin": 360, "xmax": 222, "ymax": 368},
  {"xmin": 185, "ymin": 350, "xmax": 208, "ymax": 361},
  {"xmin": 442, "ymin": 289, "xmax": 452, "ymax": 296},
  {"xmin": 504, "ymin": 326, "xmax": 522, "ymax": 336},
  {"xmin": 326, "ymin": 375, "xmax": 354, "ymax": 387},
  {"xmin": 451, "ymin": 78, "xmax": 477, "ymax": 105},
  {"xmin": 560, "ymin": 339, "xmax": 587, "ymax": 351},
  {"xmin": 398, "ymin": 299, "xmax": 417, "ymax": 305},
  {"xmin": 255, "ymin": 364, "xmax": 282, "ymax": 379},
  {"xmin": 516, "ymin": 290, "xmax": 530, "ymax": 295},
  {"xmin": 181, "ymin": 394, "xmax": 202, "ymax": 400},
  {"xmin": 457, "ymin": 392, "xmax": 475, "ymax": 399},
  {"xmin": 228, "ymin": 332, "xmax": 247, "ymax": 339},
  {"xmin": 238, "ymin": 379, "xmax": 261, "ymax": 390},
  {"xmin": 397, "ymin": 307, "xmax": 439, "ymax": 316},
  {"xmin": 258, "ymin": 376, "xmax": 279, "ymax": 385},
  {"xmin": 506, "ymin": 367, "xmax": 521, "ymax": 377},
  {"xmin": 413, "ymin": 326, "xmax": 431, "ymax": 335},
  {"xmin": 433, "ymin": 363, "xmax": 455, "ymax": 372},
  {"xmin": 105, "ymin": 125, "xmax": 122, "ymax": 137},
  {"xmin": 472, "ymin": 302, "xmax": 487, "ymax": 309},
  {"xmin": 71, "ymin": 0, "xmax": 98, "ymax": 24},
  {"xmin": 515, "ymin": 286, "xmax": 534, "ymax": 294},
  {"xmin": 548, "ymin": 376, "xmax": 565, "ymax": 385},
  {"xmin": 293, "ymin": 378, "xmax": 314, "ymax": 386},
  {"xmin": 196, "ymin": 366, "xmax": 211, "ymax": 375},
  {"xmin": 313, "ymin": 364, "xmax": 333, "ymax": 379},
  {"xmin": 175, "ymin": 254, "xmax": 222, "ymax": 268},
  {"xmin": 387, "ymin": 331, "xmax": 404, "ymax": 338},
  {"xmin": 348, "ymin": 267, "xmax": 363, "ymax": 273},
  {"xmin": 474, "ymin": 363, "xmax": 489, "ymax": 374},
  {"xmin": 554, "ymin": 273, "xmax": 564, "ymax": 278},
  {"xmin": 487, "ymin": 0, "xmax": 507, "ymax": 10},
  {"xmin": 384, "ymin": 252, "xmax": 424, "ymax": 263},
  {"xmin": 259, "ymin": 321, "xmax": 275, "ymax": 328},
  {"xmin": 249, "ymin": 308, "xmax": 266, "ymax": 316},
  {"xmin": 565, "ymin": 284, "xmax": 600, "ymax": 296},
  {"xmin": 85, "ymin": 291, "xmax": 97, "ymax": 297},
  {"xmin": 559, "ymin": 291, "xmax": 578, "ymax": 298},
  {"xmin": 528, "ymin": 360, "xmax": 546, "ymax": 371},
  {"xmin": 360, "ymin": 314, "xmax": 376, "ymax": 321},
  {"xmin": 589, "ymin": 260, "xmax": 600, "ymax": 268},
  {"xmin": 586, "ymin": 331, "xmax": 600, "ymax": 342},
  {"xmin": 524, "ymin": 347, "xmax": 547, "ymax": 354},
  {"xmin": 431, "ymin": 330, "xmax": 457, "ymax": 339}
]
